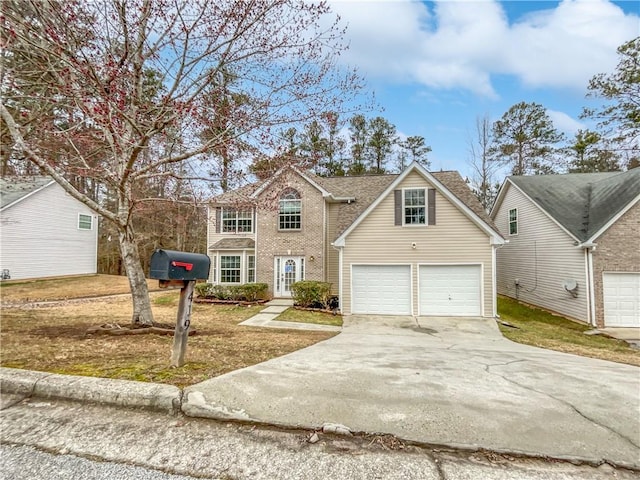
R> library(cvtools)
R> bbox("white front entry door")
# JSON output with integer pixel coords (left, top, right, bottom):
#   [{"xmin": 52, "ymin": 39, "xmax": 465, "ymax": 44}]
[{"xmin": 275, "ymin": 257, "xmax": 304, "ymax": 297}]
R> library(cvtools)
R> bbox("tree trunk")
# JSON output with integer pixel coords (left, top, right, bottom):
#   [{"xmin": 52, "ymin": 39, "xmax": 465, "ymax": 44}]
[{"xmin": 119, "ymin": 224, "xmax": 155, "ymax": 327}]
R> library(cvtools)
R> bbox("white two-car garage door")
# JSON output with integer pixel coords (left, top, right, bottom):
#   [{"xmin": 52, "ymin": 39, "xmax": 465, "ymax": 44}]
[
  {"xmin": 352, "ymin": 265, "xmax": 411, "ymax": 315},
  {"xmin": 603, "ymin": 273, "xmax": 640, "ymax": 327},
  {"xmin": 419, "ymin": 265, "xmax": 482, "ymax": 316}
]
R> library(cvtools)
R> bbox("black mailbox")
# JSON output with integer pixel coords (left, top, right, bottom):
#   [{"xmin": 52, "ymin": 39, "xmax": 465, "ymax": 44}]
[{"xmin": 150, "ymin": 249, "xmax": 210, "ymax": 281}]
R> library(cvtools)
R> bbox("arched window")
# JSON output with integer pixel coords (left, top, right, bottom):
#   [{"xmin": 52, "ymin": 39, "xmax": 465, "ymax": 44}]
[{"xmin": 279, "ymin": 188, "xmax": 301, "ymax": 230}]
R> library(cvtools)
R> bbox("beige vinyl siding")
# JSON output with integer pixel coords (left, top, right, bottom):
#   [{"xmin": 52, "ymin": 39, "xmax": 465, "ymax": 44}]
[
  {"xmin": 325, "ymin": 202, "xmax": 339, "ymax": 294},
  {"xmin": 494, "ymin": 184, "xmax": 588, "ymax": 322},
  {"xmin": 0, "ymin": 183, "xmax": 98, "ymax": 280},
  {"xmin": 341, "ymin": 171, "xmax": 494, "ymax": 316}
]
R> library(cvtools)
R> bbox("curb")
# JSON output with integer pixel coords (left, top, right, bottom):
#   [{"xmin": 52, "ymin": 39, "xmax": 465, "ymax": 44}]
[
  {"xmin": 2, "ymin": 367, "xmax": 639, "ymax": 472},
  {"xmin": 0, "ymin": 367, "xmax": 181, "ymax": 414}
]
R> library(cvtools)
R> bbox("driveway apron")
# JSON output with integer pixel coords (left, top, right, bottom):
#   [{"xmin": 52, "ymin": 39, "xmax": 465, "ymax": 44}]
[{"xmin": 183, "ymin": 316, "xmax": 640, "ymax": 468}]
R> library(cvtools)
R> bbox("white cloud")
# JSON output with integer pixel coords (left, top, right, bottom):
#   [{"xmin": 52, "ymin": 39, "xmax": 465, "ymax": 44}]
[
  {"xmin": 547, "ymin": 109, "xmax": 585, "ymax": 135},
  {"xmin": 329, "ymin": 0, "xmax": 639, "ymax": 97}
]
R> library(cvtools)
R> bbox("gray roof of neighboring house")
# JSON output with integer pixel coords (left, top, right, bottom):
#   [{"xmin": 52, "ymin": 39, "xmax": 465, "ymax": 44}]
[
  {"xmin": 508, "ymin": 168, "xmax": 640, "ymax": 242},
  {"xmin": 0, "ymin": 176, "xmax": 54, "ymax": 209},
  {"xmin": 208, "ymin": 238, "xmax": 256, "ymax": 250},
  {"xmin": 210, "ymin": 167, "xmax": 499, "ymax": 241}
]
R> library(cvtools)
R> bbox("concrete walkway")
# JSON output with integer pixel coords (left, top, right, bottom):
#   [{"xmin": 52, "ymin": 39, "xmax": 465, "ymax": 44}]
[
  {"xmin": 183, "ymin": 315, "xmax": 640, "ymax": 469},
  {"xmin": 594, "ymin": 327, "xmax": 640, "ymax": 348},
  {"xmin": 239, "ymin": 299, "xmax": 341, "ymax": 332}
]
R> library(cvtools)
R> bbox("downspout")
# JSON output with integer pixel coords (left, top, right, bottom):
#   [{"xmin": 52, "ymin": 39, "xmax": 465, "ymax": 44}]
[
  {"xmin": 493, "ymin": 240, "xmax": 507, "ymax": 318},
  {"xmin": 332, "ymin": 243, "xmax": 344, "ymax": 314},
  {"xmin": 586, "ymin": 246, "xmax": 597, "ymax": 327},
  {"xmin": 492, "ymin": 244, "xmax": 497, "ymax": 317}
]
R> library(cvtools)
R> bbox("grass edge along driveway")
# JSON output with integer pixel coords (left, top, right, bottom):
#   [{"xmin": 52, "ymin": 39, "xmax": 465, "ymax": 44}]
[{"xmin": 497, "ymin": 296, "xmax": 639, "ymax": 367}]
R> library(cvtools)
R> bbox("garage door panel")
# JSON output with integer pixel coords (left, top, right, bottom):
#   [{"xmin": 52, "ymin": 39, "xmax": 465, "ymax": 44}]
[
  {"xmin": 352, "ymin": 265, "xmax": 411, "ymax": 315},
  {"xmin": 603, "ymin": 273, "xmax": 640, "ymax": 327},
  {"xmin": 420, "ymin": 265, "xmax": 481, "ymax": 316}
]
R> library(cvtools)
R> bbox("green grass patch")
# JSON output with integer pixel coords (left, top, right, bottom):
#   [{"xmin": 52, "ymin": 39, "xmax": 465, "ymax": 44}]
[
  {"xmin": 275, "ymin": 308, "xmax": 342, "ymax": 327},
  {"xmin": 153, "ymin": 293, "xmax": 180, "ymax": 306},
  {"xmin": 498, "ymin": 296, "xmax": 640, "ymax": 366}
]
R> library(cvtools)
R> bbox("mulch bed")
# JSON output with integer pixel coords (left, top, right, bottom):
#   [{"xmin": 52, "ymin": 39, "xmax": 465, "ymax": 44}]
[{"xmin": 85, "ymin": 323, "xmax": 197, "ymax": 337}]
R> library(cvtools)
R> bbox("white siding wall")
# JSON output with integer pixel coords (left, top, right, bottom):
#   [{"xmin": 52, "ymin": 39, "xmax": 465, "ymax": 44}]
[
  {"xmin": 0, "ymin": 183, "xmax": 98, "ymax": 280},
  {"xmin": 493, "ymin": 184, "xmax": 589, "ymax": 322},
  {"xmin": 342, "ymin": 171, "xmax": 495, "ymax": 316}
]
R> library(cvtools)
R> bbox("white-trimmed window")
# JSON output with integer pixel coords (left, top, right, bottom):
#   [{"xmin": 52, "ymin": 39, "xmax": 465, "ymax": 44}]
[
  {"xmin": 222, "ymin": 209, "xmax": 253, "ymax": 233},
  {"xmin": 404, "ymin": 189, "xmax": 426, "ymax": 225},
  {"xmin": 247, "ymin": 255, "xmax": 255, "ymax": 283},
  {"xmin": 78, "ymin": 213, "xmax": 93, "ymax": 230},
  {"xmin": 220, "ymin": 255, "xmax": 241, "ymax": 283},
  {"xmin": 508, "ymin": 208, "xmax": 518, "ymax": 235},
  {"xmin": 279, "ymin": 189, "xmax": 301, "ymax": 230}
]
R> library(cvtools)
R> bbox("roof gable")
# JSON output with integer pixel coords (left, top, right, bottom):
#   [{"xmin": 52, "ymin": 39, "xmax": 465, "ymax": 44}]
[
  {"xmin": 0, "ymin": 176, "xmax": 55, "ymax": 210},
  {"xmin": 496, "ymin": 169, "xmax": 640, "ymax": 243},
  {"xmin": 333, "ymin": 162, "xmax": 504, "ymax": 246}
]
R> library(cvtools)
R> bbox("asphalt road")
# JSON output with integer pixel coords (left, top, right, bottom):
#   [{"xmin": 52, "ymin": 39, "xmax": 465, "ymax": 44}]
[
  {"xmin": 1, "ymin": 444, "xmax": 200, "ymax": 480},
  {"xmin": 1, "ymin": 398, "xmax": 636, "ymax": 480}
]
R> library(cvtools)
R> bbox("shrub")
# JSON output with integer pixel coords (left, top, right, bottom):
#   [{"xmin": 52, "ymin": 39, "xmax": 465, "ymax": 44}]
[
  {"xmin": 195, "ymin": 283, "xmax": 268, "ymax": 302},
  {"xmin": 194, "ymin": 283, "xmax": 213, "ymax": 298},
  {"xmin": 290, "ymin": 281, "xmax": 332, "ymax": 308},
  {"xmin": 239, "ymin": 283, "xmax": 268, "ymax": 302}
]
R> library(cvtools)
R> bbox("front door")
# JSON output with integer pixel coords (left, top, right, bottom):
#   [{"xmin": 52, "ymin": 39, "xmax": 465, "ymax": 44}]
[{"xmin": 275, "ymin": 257, "xmax": 304, "ymax": 297}]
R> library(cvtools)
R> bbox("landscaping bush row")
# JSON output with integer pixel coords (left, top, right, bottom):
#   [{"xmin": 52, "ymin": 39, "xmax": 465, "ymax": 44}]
[
  {"xmin": 290, "ymin": 281, "xmax": 338, "ymax": 310},
  {"xmin": 195, "ymin": 283, "xmax": 268, "ymax": 302}
]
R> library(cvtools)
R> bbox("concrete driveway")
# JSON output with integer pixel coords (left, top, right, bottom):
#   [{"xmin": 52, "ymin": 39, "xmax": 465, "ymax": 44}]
[{"xmin": 183, "ymin": 316, "xmax": 640, "ymax": 468}]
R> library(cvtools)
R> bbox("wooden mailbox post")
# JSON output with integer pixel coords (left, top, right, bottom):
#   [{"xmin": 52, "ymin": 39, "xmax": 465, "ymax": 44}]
[{"xmin": 149, "ymin": 249, "xmax": 211, "ymax": 367}]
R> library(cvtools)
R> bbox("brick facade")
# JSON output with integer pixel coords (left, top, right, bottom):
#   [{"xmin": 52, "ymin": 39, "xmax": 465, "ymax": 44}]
[
  {"xmin": 255, "ymin": 170, "xmax": 325, "ymax": 296},
  {"xmin": 592, "ymin": 202, "xmax": 640, "ymax": 328}
]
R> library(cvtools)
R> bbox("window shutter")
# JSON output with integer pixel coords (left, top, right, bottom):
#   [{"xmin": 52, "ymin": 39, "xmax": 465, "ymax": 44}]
[
  {"xmin": 215, "ymin": 207, "xmax": 222, "ymax": 233},
  {"xmin": 427, "ymin": 188, "xmax": 436, "ymax": 225},
  {"xmin": 394, "ymin": 190, "xmax": 402, "ymax": 226},
  {"xmin": 253, "ymin": 209, "xmax": 257, "ymax": 233}
]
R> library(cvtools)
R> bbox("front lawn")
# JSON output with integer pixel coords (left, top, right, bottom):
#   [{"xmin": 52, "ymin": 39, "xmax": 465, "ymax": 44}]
[
  {"xmin": 1, "ymin": 289, "xmax": 336, "ymax": 387},
  {"xmin": 497, "ymin": 296, "xmax": 640, "ymax": 366},
  {"xmin": 275, "ymin": 307, "xmax": 343, "ymax": 327},
  {"xmin": 0, "ymin": 274, "xmax": 160, "ymax": 303}
]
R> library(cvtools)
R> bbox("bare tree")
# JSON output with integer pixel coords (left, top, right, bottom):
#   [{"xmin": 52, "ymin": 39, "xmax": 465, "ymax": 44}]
[
  {"xmin": 1, "ymin": 0, "xmax": 364, "ymax": 326},
  {"xmin": 467, "ymin": 115, "xmax": 498, "ymax": 211}
]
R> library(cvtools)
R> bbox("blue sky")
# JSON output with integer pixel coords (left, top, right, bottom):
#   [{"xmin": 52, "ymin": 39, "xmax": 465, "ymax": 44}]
[{"xmin": 328, "ymin": 0, "xmax": 639, "ymax": 179}]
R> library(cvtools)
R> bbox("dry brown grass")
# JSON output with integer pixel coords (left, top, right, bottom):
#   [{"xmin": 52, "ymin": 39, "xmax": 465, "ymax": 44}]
[
  {"xmin": 0, "ymin": 291, "xmax": 336, "ymax": 387},
  {"xmin": 0, "ymin": 274, "xmax": 162, "ymax": 303}
]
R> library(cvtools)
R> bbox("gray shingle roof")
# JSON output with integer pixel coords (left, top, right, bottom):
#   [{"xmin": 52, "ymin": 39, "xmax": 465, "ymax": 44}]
[
  {"xmin": 508, "ymin": 168, "xmax": 640, "ymax": 242},
  {"xmin": 316, "ymin": 174, "xmax": 398, "ymax": 237},
  {"xmin": 210, "ymin": 167, "xmax": 500, "ymax": 241},
  {"xmin": 208, "ymin": 238, "xmax": 256, "ymax": 250},
  {"xmin": 0, "ymin": 176, "xmax": 54, "ymax": 209}
]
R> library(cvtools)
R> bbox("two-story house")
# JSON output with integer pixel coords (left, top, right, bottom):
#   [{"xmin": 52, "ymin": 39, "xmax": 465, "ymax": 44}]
[
  {"xmin": 207, "ymin": 162, "xmax": 504, "ymax": 317},
  {"xmin": 0, "ymin": 177, "xmax": 99, "ymax": 280},
  {"xmin": 491, "ymin": 168, "xmax": 640, "ymax": 328}
]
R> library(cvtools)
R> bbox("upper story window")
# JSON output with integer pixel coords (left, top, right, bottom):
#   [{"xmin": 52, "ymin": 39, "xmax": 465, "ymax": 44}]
[
  {"xmin": 222, "ymin": 208, "xmax": 253, "ymax": 233},
  {"xmin": 279, "ymin": 189, "xmax": 301, "ymax": 230},
  {"xmin": 78, "ymin": 213, "xmax": 93, "ymax": 230},
  {"xmin": 508, "ymin": 208, "xmax": 518, "ymax": 235},
  {"xmin": 404, "ymin": 189, "xmax": 426, "ymax": 225}
]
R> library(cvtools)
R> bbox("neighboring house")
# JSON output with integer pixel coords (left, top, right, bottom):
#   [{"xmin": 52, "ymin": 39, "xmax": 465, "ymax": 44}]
[
  {"xmin": 207, "ymin": 162, "xmax": 504, "ymax": 317},
  {"xmin": 491, "ymin": 168, "xmax": 640, "ymax": 329},
  {"xmin": 0, "ymin": 177, "xmax": 98, "ymax": 280}
]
